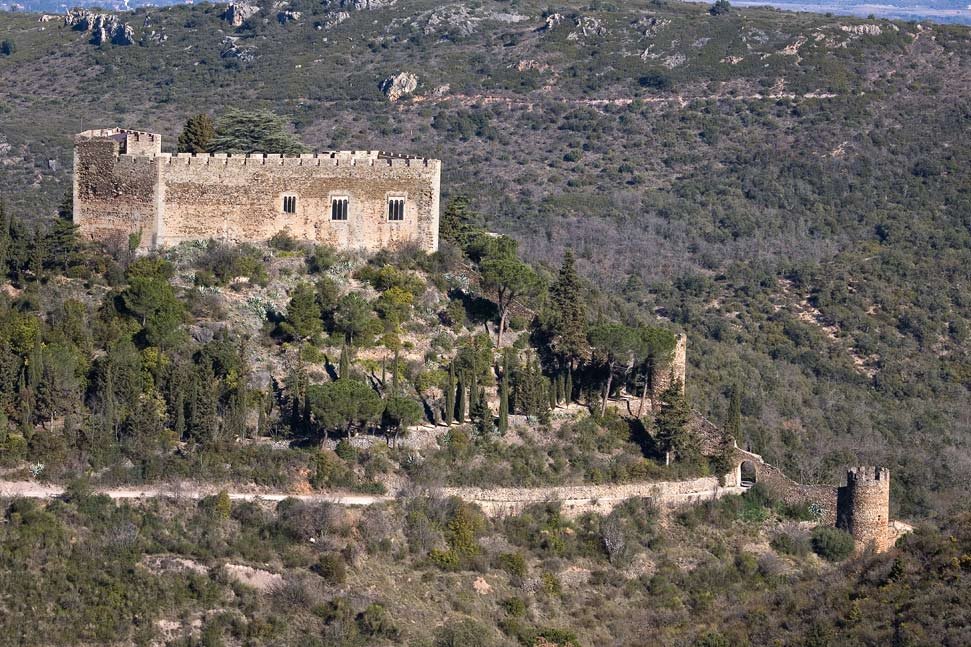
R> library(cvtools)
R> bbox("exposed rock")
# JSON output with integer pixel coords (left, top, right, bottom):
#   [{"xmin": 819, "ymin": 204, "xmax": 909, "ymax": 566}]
[
  {"xmin": 189, "ymin": 325, "xmax": 215, "ymax": 345},
  {"xmin": 318, "ymin": 11, "xmax": 349, "ymax": 29},
  {"xmin": 568, "ymin": 16, "xmax": 606, "ymax": 41},
  {"xmin": 423, "ymin": 5, "xmax": 477, "ymax": 37},
  {"xmin": 380, "ymin": 72, "xmax": 418, "ymax": 102},
  {"xmin": 472, "ymin": 576, "xmax": 492, "ymax": 594},
  {"xmin": 663, "ymin": 53, "xmax": 685, "ymax": 68},
  {"xmin": 221, "ymin": 37, "xmax": 256, "ymax": 63},
  {"xmin": 840, "ymin": 24, "xmax": 883, "ymax": 36},
  {"xmin": 64, "ymin": 9, "xmax": 134, "ymax": 45},
  {"xmin": 540, "ymin": 12, "xmax": 564, "ymax": 31},
  {"xmin": 222, "ymin": 3, "xmax": 259, "ymax": 28},
  {"xmin": 277, "ymin": 10, "xmax": 302, "ymax": 24},
  {"xmin": 335, "ymin": 0, "xmax": 396, "ymax": 10},
  {"xmin": 222, "ymin": 564, "xmax": 284, "ymax": 592},
  {"xmin": 635, "ymin": 16, "xmax": 669, "ymax": 38}
]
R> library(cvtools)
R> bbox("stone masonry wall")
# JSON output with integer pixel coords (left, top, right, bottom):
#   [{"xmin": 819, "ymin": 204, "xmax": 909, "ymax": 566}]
[
  {"xmin": 159, "ymin": 153, "xmax": 440, "ymax": 251},
  {"xmin": 836, "ymin": 466, "xmax": 892, "ymax": 553},
  {"xmin": 439, "ymin": 475, "xmax": 744, "ymax": 518},
  {"xmin": 73, "ymin": 137, "xmax": 161, "ymax": 249},
  {"xmin": 73, "ymin": 129, "xmax": 441, "ymax": 253}
]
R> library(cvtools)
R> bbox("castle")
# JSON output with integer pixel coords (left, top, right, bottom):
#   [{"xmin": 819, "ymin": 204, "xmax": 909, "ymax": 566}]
[{"xmin": 72, "ymin": 128, "xmax": 442, "ymax": 252}]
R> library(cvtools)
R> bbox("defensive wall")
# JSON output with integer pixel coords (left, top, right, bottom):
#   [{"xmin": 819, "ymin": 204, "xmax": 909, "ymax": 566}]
[{"xmin": 73, "ymin": 128, "xmax": 441, "ymax": 252}]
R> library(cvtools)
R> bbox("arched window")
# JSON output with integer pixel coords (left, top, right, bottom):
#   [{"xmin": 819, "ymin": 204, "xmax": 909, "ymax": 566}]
[
  {"xmin": 331, "ymin": 196, "xmax": 348, "ymax": 221},
  {"xmin": 387, "ymin": 197, "xmax": 405, "ymax": 221},
  {"xmin": 282, "ymin": 195, "xmax": 297, "ymax": 214}
]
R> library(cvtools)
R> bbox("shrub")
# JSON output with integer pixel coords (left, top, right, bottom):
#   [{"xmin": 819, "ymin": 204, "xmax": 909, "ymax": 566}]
[
  {"xmin": 771, "ymin": 527, "xmax": 811, "ymax": 556},
  {"xmin": 434, "ymin": 618, "xmax": 495, "ymax": 647},
  {"xmin": 498, "ymin": 552, "xmax": 527, "ymax": 578},
  {"xmin": 357, "ymin": 603, "xmax": 398, "ymax": 639},
  {"xmin": 269, "ymin": 229, "xmax": 301, "ymax": 252},
  {"xmin": 811, "ymin": 526, "xmax": 855, "ymax": 561},
  {"xmin": 315, "ymin": 552, "xmax": 347, "ymax": 584},
  {"xmin": 500, "ymin": 596, "xmax": 527, "ymax": 617}
]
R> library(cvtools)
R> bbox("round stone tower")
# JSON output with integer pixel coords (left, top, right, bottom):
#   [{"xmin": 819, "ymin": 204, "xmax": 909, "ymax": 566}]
[{"xmin": 837, "ymin": 466, "xmax": 891, "ymax": 553}]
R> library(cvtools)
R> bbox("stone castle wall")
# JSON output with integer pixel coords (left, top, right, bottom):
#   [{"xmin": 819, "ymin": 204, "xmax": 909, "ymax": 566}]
[{"xmin": 73, "ymin": 128, "xmax": 441, "ymax": 253}]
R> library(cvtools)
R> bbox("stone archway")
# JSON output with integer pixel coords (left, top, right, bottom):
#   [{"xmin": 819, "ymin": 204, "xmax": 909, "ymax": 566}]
[{"xmin": 739, "ymin": 460, "xmax": 757, "ymax": 489}]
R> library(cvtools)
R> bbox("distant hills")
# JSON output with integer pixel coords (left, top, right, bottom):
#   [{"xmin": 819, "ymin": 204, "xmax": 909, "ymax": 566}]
[{"xmin": 4, "ymin": 0, "xmax": 971, "ymax": 24}]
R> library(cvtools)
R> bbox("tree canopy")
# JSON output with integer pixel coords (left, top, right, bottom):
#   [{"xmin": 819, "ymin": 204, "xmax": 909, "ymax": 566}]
[{"xmin": 209, "ymin": 109, "xmax": 307, "ymax": 155}]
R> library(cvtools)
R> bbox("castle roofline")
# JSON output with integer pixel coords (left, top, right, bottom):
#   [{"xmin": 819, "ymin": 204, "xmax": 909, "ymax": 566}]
[
  {"xmin": 75, "ymin": 128, "xmax": 436, "ymax": 162},
  {"xmin": 75, "ymin": 128, "xmax": 161, "ymax": 142}
]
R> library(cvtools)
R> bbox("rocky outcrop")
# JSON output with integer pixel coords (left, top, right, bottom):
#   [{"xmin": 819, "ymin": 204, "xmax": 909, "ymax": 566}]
[
  {"xmin": 277, "ymin": 9, "xmax": 302, "ymax": 24},
  {"xmin": 318, "ymin": 11, "xmax": 349, "ymax": 29},
  {"xmin": 840, "ymin": 24, "xmax": 883, "ymax": 36},
  {"xmin": 64, "ymin": 9, "xmax": 134, "ymax": 45},
  {"xmin": 220, "ymin": 37, "xmax": 256, "ymax": 63},
  {"xmin": 568, "ymin": 15, "xmax": 606, "ymax": 41},
  {"xmin": 540, "ymin": 12, "xmax": 564, "ymax": 31},
  {"xmin": 222, "ymin": 3, "xmax": 259, "ymax": 28},
  {"xmin": 335, "ymin": 0, "xmax": 396, "ymax": 10},
  {"xmin": 380, "ymin": 72, "xmax": 418, "ymax": 102}
]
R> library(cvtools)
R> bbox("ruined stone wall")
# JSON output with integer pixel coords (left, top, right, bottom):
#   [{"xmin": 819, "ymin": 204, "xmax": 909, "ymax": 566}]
[
  {"xmin": 836, "ymin": 466, "xmax": 891, "ymax": 553},
  {"xmin": 650, "ymin": 333, "xmax": 687, "ymax": 400},
  {"xmin": 73, "ymin": 138, "xmax": 161, "ymax": 249},
  {"xmin": 439, "ymin": 474, "xmax": 743, "ymax": 518},
  {"xmin": 732, "ymin": 448, "xmax": 839, "ymax": 524},
  {"xmin": 73, "ymin": 129, "xmax": 441, "ymax": 253},
  {"xmin": 158, "ymin": 153, "xmax": 440, "ymax": 252}
]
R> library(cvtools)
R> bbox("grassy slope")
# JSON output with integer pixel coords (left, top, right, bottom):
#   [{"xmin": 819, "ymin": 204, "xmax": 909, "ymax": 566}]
[{"xmin": 1, "ymin": 0, "xmax": 971, "ymax": 517}]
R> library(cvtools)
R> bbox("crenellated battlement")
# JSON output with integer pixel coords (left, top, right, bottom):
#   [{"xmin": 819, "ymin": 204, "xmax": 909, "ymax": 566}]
[
  {"xmin": 846, "ymin": 466, "xmax": 890, "ymax": 485},
  {"xmin": 73, "ymin": 126, "xmax": 441, "ymax": 254},
  {"xmin": 109, "ymin": 151, "xmax": 436, "ymax": 168}
]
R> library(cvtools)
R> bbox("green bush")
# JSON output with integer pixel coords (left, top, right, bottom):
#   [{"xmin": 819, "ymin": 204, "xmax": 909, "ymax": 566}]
[
  {"xmin": 498, "ymin": 552, "xmax": 527, "ymax": 578},
  {"xmin": 315, "ymin": 552, "xmax": 347, "ymax": 584},
  {"xmin": 811, "ymin": 526, "xmax": 855, "ymax": 561}
]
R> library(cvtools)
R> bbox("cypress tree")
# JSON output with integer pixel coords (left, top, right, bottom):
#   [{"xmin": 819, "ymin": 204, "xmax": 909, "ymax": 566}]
[
  {"xmin": 549, "ymin": 250, "xmax": 588, "ymax": 367},
  {"xmin": 498, "ymin": 361, "xmax": 509, "ymax": 435},
  {"xmin": 339, "ymin": 344, "xmax": 350, "ymax": 380},
  {"xmin": 444, "ymin": 362, "xmax": 455, "ymax": 425},
  {"xmin": 548, "ymin": 375, "xmax": 557, "ymax": 410},
  {"xmin": 455, "ymin": 375, "xmax": 466, "ymax": 422},
  {"xmin": 565, "ymin": 367, "xmax": 573, "ymax": 405},
  {"xmin": 470, "ymin": 387, "xmax": 489, "ymax": 436},
  {"xmin": 655, "ymin": 381, "xmax": 695, "ymax": 466},
  {"xmin": 178, "ymin": 113, "xmax": 216, "ymax": 153}
]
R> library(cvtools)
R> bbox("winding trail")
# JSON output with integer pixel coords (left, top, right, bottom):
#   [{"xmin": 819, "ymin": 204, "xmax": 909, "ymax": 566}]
[{"xmin": 0, "ymin": 476, "xmax": 745, "ymax": 518}]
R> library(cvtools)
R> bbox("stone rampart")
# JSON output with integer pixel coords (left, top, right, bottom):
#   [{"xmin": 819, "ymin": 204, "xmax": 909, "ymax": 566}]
[
  {"xmin": 438, "ymin": 475, "xmax": 744, "ymax": 518},
  {"xmin": 73, "ymin": 128, "xmax": 441, "ymax": 253}
]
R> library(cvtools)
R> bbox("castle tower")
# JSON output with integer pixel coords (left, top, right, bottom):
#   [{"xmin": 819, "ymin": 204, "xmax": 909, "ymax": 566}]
[
  {"xmin": 836, "ymin": 466, "xmax": 891, "ymax": 554},
  {"xmin": 650, "ymin": 333, "xmax": 687, "ymax": 398}
]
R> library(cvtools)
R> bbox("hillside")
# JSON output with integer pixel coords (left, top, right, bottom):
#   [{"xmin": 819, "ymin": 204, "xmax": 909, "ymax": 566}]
[{"xmin": 3, "ymin": 0, "xmax": 971, "ymax": 518}]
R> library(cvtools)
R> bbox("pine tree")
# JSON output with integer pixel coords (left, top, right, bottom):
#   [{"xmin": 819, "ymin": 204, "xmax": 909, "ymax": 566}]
[
  {"xmin": 444, "ymin": 362, "xmax": 455, "ymax": 425},
  {"xmin": 177, "ymin": 114, "xmax": 215, "ymax": 153}
]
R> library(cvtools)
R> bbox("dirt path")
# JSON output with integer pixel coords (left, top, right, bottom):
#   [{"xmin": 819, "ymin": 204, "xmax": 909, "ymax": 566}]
[{"xmin": 0, "ymin": 477, "xmax": 744, "ymax": 517}]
